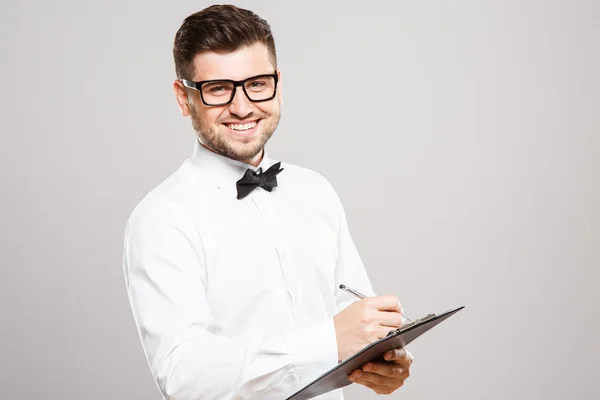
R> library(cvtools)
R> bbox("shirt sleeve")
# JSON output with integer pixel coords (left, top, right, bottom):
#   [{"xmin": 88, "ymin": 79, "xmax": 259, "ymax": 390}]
[
  {"xmin": 329, "ymin": 187, "xmax": 376, "ymax": 313},
  {"xmin": 122, "ymin": 199, "xmax": 338, "ymax": 400}
]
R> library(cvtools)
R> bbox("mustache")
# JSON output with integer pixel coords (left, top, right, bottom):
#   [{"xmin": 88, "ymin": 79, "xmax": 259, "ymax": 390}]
[{"xmin": 217, "ymin": 112, "xmax": 266, "ymax": 123}]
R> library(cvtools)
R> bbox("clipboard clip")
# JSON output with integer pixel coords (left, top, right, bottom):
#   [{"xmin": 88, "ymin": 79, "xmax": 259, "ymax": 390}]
[{"xmin": 387, "ymin": 313, "xmax": 437, "ymax": 337}]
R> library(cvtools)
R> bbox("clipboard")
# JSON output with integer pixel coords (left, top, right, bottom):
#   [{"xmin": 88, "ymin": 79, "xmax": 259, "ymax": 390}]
[{"xmin": 285, "ymin": 305, "xmax": 465, "ymax": 400}]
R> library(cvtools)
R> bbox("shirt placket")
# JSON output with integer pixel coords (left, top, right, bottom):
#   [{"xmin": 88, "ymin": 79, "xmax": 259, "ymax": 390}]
[{"xmin": 251, "ymin": 191, "xmax": 302, "ymax": 324}]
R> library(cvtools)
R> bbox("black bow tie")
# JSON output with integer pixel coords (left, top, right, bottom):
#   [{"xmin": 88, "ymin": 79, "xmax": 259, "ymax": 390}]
[{"xmin": 236, "ymin": 162, "xmax": 284, "ymax": 200}]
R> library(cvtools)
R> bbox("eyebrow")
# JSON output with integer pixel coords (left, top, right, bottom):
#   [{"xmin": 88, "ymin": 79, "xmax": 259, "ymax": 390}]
[{"xmin": 196, "ymin": 71, "xmax": 276, "ymax": 82}]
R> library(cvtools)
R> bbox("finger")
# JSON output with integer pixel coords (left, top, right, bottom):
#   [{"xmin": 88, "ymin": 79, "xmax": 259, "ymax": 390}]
[
  {"xmin": 384, "ymin": 348, "xmax": 414, "ymax": 367},
  {"xmin": 352, "ymin": 375, "xmax": 399, "ymax": 395},
  {"xmin": 364, "ymin": 295, "xmax": 401, "ymax": 312},
  {"xmin": 349, "ymin": 369, "xmax": 391, "ymax": 384},
  {"xmin": 348, "ymin": 369, "xmax": 361, "ymax": 382},
  {"xmin": 362, "ymin": 362, "xmax": 408, "ymax": 379},
  {"xmin": 376, "ymin": 310, "xmax": 403, "ymax": 328},
  {"xmin": 377, "ymin": 326, "xmax": 394, "ymax": 339}
]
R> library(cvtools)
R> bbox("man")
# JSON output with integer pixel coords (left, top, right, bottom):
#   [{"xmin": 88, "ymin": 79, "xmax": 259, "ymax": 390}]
[{"xmin": 123, "ymin": 4, "xmax": 412, "ymax": 399}]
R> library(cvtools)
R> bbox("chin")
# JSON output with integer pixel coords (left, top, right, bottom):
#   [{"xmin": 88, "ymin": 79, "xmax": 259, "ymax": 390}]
[{"xmin": 232, "ymin": 145, "xmax": 263, "ymax": 162}]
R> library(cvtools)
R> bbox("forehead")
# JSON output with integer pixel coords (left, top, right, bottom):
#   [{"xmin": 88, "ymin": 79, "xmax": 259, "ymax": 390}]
[{"xmin": 192, "ymin": 42, "xmax": 274, "ymax": 81}]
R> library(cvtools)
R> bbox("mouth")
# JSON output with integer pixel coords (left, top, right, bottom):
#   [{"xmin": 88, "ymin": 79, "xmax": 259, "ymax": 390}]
[{"xmin": 223, "ymin": 120, "xmax": 260, "ymax": 137}]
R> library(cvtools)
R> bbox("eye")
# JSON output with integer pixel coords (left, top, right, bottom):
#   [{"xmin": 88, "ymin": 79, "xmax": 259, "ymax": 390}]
[
  {"xmin": 209, "ymin": 85, "xmax": 228, "ymax": 93},
  {"xmin": 202, "ymin": 82, "xmax": 233, "ymax": 96},
  {"xmin": 246, "ymin": 79, "xmax": 271, "ymax": 92}
]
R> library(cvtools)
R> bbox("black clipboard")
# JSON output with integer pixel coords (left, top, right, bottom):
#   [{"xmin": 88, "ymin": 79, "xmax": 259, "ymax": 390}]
[{"xmin": 286, "ymin": 305, "xmax": 465, "ymax": 400}]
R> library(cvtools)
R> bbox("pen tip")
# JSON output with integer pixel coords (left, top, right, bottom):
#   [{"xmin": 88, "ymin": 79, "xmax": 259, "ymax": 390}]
[{"xmin": 339, "ymin": 284, "xmax": 345, "ymax": 289}]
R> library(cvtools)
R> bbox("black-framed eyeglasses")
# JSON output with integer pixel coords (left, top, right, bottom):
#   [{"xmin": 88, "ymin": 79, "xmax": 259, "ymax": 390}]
[{"xmin": 181, "ymin": 71, "xmax": 279, "ymax": 106}]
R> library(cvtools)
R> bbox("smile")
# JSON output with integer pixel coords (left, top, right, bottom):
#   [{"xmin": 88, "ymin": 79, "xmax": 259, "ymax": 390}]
[
  {"xmin": 226, "ymin": 120, "xmax": 258, "ymax": 131},
  {"xmin": 224, "ymin": 119, "xmax": 260, "ymax": 137}
]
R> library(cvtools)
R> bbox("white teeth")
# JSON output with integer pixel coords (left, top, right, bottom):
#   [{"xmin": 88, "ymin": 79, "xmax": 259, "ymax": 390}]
[{"xmin": 228, "ymin": 121, "xmax": 257, "ymax": 131}]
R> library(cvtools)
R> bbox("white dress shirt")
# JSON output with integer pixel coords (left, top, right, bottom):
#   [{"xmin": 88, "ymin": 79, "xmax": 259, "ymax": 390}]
[{"xmin": 123, "ymin": 140, "xmax": 375, "ymax": 400}]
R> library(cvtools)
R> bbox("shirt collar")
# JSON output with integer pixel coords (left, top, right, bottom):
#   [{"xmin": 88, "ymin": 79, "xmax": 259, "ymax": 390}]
[{"xmin": 189, "ymin": 139, "xmax": 274, "ymax": 198}]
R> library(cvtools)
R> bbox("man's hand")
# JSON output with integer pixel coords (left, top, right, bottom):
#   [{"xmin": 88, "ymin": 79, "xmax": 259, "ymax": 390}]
[
  {"xmin": 348, "ymin": 348, "xmax": 413, "ymax": 395},
  {"xmin": 333, "ymin": 295, "xmax": 404, "ymax": 361}
]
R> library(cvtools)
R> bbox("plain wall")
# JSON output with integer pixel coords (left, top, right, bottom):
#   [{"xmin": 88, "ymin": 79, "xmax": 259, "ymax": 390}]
[{"xmin": 1, "ymin": 0, "xmax": 598, "ymax": 399}]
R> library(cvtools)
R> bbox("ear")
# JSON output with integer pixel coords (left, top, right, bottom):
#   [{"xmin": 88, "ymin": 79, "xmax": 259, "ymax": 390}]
[
  {"xmin": 276, "ymin": 69, "xmax": 283, "ymax": 108},
  {"xmin": 173, "ymin": 79, "xmax": 191, "ymax": 117}
]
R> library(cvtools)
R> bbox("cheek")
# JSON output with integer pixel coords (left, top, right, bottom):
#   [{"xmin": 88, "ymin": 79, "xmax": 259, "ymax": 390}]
[
  {"xmin": 208, "ymin": 111, "xmax": 223, "ymax": 125},
  {"xmin": 258, "ymin": 101, "xmax": 279, "ymax": 117},
  {"xmin": 194, "ymin": 106, "xmax": 223, "ymax": 126}
]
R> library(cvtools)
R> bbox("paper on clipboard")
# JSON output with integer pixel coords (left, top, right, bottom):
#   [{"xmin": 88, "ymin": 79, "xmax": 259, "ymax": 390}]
[{"xmin": 285, "ymin": 305, "xmax": 465, "ymax": 400}]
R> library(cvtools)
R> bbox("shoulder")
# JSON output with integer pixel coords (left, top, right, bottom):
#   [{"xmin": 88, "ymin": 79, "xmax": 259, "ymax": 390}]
[
  {"xmin": 124, "ymin": 161, "xmax": 204, "ymax": 238},
  {"xmin": 279, "ymin": 161, "xmax": 339, "ymax": 197},
  {"xmin": 276, "ymin": 160, "xmax": 345, "ymax": 225}
]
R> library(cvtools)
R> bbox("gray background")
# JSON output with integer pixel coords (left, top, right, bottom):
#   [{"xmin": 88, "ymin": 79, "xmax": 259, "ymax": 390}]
[{"xmin": 1, "ymin": 0, "xmax": 598, "ymax": 399}]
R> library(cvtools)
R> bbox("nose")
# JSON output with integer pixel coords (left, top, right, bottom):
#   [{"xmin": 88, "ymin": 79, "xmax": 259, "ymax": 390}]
[{"xmin": 228, "ymin": 87, "xmax": 253, "ymax": 118}]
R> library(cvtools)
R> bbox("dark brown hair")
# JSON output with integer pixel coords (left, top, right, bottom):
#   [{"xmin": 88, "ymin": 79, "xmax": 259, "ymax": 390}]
[{"xmin": 173, "ymin": 4, "xmax": 277, "ymax": 80}]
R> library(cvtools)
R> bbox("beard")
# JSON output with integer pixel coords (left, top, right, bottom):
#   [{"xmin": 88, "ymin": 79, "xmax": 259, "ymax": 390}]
[{"xmin": 189, "ymin": 102, "xmax": 280, "ymax": 163}]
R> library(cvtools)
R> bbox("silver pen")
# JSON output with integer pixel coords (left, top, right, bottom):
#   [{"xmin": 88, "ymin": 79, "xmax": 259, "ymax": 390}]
[
  {"xmin": 339, "ymin": 284, "xmax": 367, "ymax": 299},
  {"xmin": 339, "ymin": 284, "xmax": 412, "ymax": 323}
]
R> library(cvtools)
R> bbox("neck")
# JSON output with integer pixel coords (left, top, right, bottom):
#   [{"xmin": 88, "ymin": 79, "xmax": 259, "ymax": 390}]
[
  {"xmin": 245, "ymin": 150, "xmax": 264, "ymax": 167},
  {"xmin": 198, "ymin": 140, "xmax": 264, "ymax": 167}
]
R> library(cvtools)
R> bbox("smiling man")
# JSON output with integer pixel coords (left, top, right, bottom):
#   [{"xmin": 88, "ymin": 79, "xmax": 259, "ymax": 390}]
[
  {"xmin": 123, "ymin": 5, "xmax": 412, "ymax": 400},
  {"xmin": 177, "ymin": 41, "xmax": 280, "ymax": 167}
]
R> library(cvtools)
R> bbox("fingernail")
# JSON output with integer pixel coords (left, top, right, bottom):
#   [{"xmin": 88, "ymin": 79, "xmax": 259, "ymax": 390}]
[
  {"xmin": 363, "ymin": 364, "xmax": 372, "ymax": 371},
  {"xmin": 385, "ymin": 352, "xmax": 392, "ymax": 360},
  {"xmin": 356, "ymin": 371, "xmax": 363, "ymax": 378}
]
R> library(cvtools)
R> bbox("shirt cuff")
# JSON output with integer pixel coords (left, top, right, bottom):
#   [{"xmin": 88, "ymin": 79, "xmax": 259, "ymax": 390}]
[{"xmin": 285, "ymin": 318, "xmax": 339, "ymax": 386}]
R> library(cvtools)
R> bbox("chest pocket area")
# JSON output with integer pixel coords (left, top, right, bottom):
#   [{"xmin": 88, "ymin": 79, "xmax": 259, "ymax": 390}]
[{"xmin": 290, "ymin": 211, "xmax": 338, "ymax": 292}]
